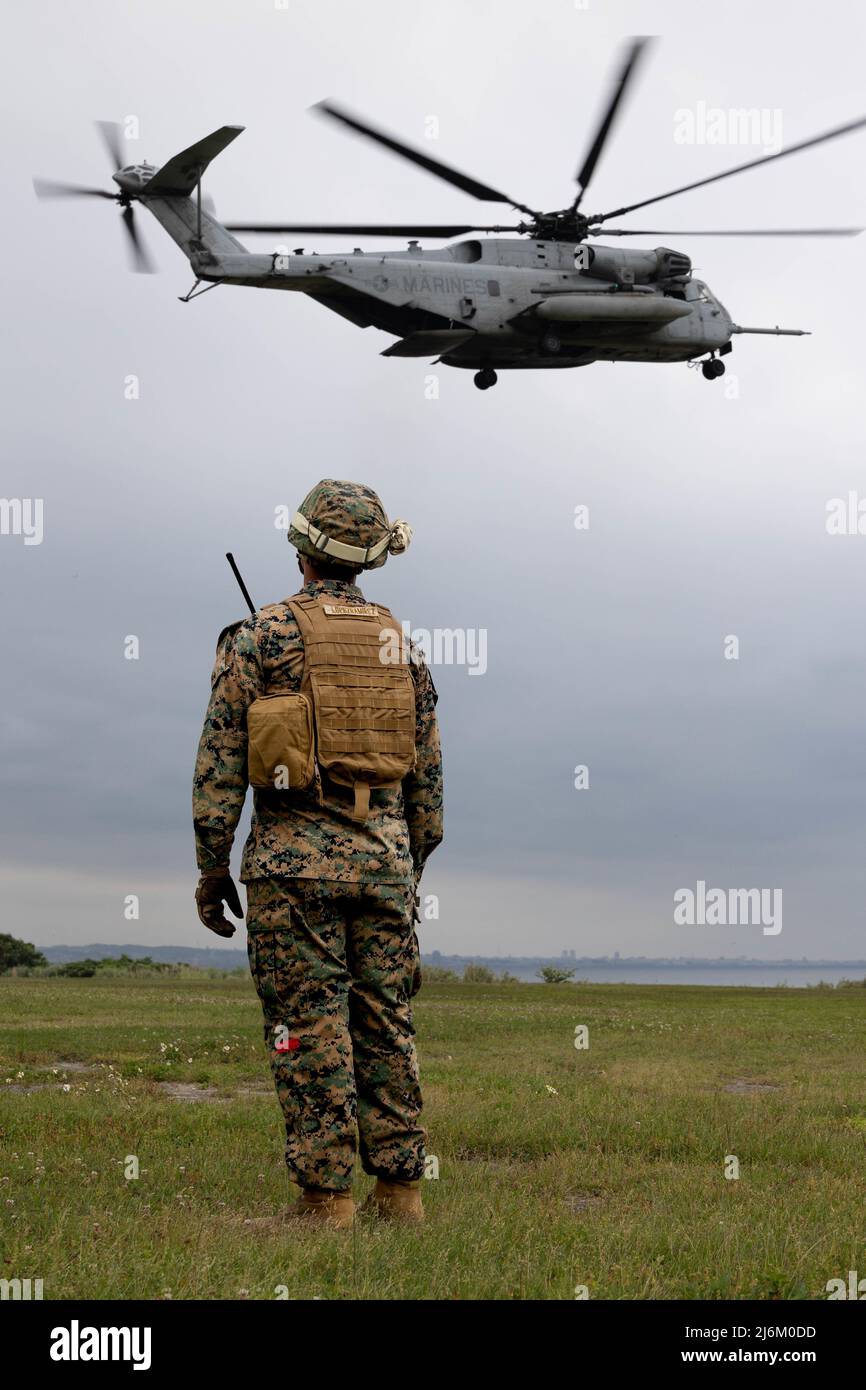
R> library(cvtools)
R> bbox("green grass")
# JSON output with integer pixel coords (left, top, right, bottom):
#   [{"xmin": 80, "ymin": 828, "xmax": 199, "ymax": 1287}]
[{"xmin": 2, "ymin": 975, "xmax": 865, "ymax": 1300}]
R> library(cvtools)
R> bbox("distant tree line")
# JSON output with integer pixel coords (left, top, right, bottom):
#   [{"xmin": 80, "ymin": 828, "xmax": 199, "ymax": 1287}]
[
  {"xmin": 0, "ymin": 934, "xmax": 47, "ymax": 972},
  {"xmin": 423, "ymin": 962, "xmax": 578, "ymax": 984},
  {"xmin": 0, "ymin": 935, "xmax": 200, "ymax": 978}
]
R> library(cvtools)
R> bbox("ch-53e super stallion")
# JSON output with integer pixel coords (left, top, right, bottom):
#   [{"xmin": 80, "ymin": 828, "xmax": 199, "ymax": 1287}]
[{"xmin": 34, "ymin": 39, "xmax": 865, "ymax": 390}]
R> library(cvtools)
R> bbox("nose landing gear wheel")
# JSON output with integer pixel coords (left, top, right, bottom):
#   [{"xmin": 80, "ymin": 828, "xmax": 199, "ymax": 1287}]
[
  {"xmin": 702, "ymin": 358, "xmax": 726, "ymax": 379},
  {"xmin": 474, "ymin": 368, "xmax": 498, "ymax": 390}
]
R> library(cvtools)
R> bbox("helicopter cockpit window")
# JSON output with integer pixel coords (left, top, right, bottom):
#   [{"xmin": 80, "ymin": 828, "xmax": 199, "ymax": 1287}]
[{"xmin": 689, "ymin": 280, "xmax": 714, "ymax": 304}]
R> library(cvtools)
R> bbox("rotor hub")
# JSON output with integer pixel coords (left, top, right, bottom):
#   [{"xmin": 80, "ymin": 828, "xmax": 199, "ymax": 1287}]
[
  {"xmin": 521, "ymin": 210, "xmax": 595, "ymax": 243},
  {"xmin": 111, "ymin": 164, "xmax": 156, "ymax": 195}
]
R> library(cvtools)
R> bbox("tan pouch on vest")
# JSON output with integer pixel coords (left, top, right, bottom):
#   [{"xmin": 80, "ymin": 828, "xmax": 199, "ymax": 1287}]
[
  {"xmin": 247, "ymin": 692, "xmax": 315, "ymax": 791},
  {"xmin": 286, "ymin": 595, "xmax": 416, "ymax": 821}
]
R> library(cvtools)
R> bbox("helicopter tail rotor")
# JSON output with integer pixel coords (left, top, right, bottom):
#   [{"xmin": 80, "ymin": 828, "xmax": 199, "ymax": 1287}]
[{"xmin": 33, "ymin": 121, "xmax": 159, "ymax": 273}]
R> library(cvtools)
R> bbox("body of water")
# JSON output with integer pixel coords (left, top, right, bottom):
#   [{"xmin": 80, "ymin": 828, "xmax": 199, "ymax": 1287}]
[{"xmin": 501, "ymin": 965, "xmax": 866, "ymax": 987}]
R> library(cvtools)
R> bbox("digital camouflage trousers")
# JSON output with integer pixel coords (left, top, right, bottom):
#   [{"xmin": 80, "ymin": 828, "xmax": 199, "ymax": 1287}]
[{"xmin": 245, "ymin": 876, "xmax": 426, "ymax": 1192}]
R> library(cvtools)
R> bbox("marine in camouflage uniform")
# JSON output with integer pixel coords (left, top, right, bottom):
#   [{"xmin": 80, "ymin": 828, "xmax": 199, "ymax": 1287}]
[{"xmin": 193, "ymin": 480, "xmax": 443, "ymax": 1225}]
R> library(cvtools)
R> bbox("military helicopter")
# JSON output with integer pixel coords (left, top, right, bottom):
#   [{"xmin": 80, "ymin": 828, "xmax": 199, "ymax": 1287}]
[{"xmin": 34, "ymin": 40, "xmax": 865, "ymax": 389}]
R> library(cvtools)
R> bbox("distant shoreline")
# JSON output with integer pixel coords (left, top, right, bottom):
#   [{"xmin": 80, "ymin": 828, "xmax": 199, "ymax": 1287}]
[{"xmin": 31, "ymin": 944, "xmax": 866, "ymax": 987}]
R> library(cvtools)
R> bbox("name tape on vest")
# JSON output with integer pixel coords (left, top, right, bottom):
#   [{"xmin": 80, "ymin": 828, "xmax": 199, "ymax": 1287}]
[{"xmin": 323, "ymin": 604, "xmax": 379, "ymax": 618}]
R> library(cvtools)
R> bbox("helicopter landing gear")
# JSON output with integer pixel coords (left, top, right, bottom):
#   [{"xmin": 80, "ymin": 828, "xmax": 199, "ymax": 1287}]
[
  {"xmin": 541, "ymin": 330, "xmax": 561, "ymax": 355},
  {"xmin": 702, "ymin": 357, "xmax": 726, "ymax": 380},
  {"xmin": 474, "ymin": 368, "xmax": 498, "ymax": 391}
]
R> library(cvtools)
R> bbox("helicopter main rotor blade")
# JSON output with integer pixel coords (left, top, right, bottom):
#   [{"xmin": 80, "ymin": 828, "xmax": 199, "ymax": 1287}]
[
  {"xmin": 95, "ymin": 120, "xmax": 125, "ymax": 173},
  {"xmin": 121, "ymin": 205, "xmax": 155, "ymax": 273},
  {"xmin": 599, "ymin": 226, "xmax": 864, "ymax": 237},
  {"xmin": 33, "ymin": 178, "xmax": 116, "ymax": 199},
  {"xmin": 312, "ymin": 100, "xmax": 538, "ymax": 217},
  {"xmin": 224, "ymin": 221, "xmax": 523, "ymax": 237},
  {"xmin": 596, "ymin": 115, "xmax": 866, "ymax": 222},
  {"xmin": 573, "ymin": 37, "xmax": 651, "ymax": 209}
]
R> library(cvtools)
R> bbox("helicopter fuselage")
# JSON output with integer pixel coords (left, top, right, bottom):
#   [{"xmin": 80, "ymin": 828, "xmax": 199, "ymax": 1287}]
[{"xmin": 181, "ymin": 229, "xmax": 733, "ymax": 371}]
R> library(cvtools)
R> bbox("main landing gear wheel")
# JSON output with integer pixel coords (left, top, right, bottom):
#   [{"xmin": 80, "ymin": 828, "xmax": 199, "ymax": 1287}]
[
  {"xmin": 541, "ymin": 330, "xmax": 562, "ymax": 355},
  {"xmin": 702, "ymin": 358, "xmax": 726, "ymax": 380},
  {"xmin": 474, "ymin": 368, "xmax": 498, "ymax": 390}
]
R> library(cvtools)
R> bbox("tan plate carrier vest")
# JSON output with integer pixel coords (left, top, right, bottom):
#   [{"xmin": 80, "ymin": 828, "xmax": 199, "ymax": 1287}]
[{"xmin": 246, "ymin": 595, "xmax": 416, "ymax": 821}]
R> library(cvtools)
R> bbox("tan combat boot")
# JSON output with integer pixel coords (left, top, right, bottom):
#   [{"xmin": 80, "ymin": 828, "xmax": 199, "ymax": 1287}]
[
  {"xmin": 360, "ymin": 1178, "xmax": 424, "ymax": 1223},
  {"xmin": 285, "ymin": 1186, "xmax": 355, "ymax": 1229}
]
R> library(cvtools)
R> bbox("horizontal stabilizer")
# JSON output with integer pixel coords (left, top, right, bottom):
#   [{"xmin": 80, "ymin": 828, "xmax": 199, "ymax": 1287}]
[
  {"xmin": 143, "ymin": 126, "xmax": 245, "ymax": 196},
  {"xmin": 381, "ymin": 329, "xmax": 476, "ymax": 358}
]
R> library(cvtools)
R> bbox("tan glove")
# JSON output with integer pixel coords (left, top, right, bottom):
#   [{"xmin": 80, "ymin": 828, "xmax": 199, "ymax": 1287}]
[{"xmin": 195, "ymin": 870, "xmax": 244, "ymax": 938}]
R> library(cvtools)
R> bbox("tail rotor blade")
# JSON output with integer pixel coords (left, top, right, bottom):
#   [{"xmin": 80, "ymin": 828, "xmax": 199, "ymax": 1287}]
[
  {"xmin": 121, "ymin": 205, "xmax": 155, "ymax": 273},
  {"xmin": 33, "ymin": 177, "xmax": 116, "ymax": 200},
  {"xmin": 96, "ymin": 119, "xmax": 125, "ymax": 172}
]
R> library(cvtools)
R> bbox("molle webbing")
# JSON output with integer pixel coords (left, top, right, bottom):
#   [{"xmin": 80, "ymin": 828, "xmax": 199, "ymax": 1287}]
[{"xmin": 287, "ymin": 595, "xmax": 416, "ymax": 821}]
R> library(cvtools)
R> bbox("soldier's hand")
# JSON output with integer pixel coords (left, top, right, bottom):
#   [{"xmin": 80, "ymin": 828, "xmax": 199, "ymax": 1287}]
[
  {"xmin": 410, "ymin": 932, "xmax": 422, "ymax": 997},
  {"xmin": 412, "ymin": 867, "xmax": 422, "ymax": 924},
  {"xmin": 195, "ymin": 871, "xmax": 244, "ymax": 937}
]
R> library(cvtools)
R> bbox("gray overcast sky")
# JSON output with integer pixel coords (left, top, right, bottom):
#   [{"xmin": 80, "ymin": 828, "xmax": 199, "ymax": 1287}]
[{"xmin": 2, "ymin": 0, "xmax": 865, "ymax": 958}]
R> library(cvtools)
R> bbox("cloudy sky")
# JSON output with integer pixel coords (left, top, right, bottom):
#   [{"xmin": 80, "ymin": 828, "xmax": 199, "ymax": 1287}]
[{"xmin": 2, "ymin": 0, "xmax": 865, "ymax": 958}]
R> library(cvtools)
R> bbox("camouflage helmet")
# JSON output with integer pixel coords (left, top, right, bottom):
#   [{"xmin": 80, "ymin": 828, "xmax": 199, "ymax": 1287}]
[{"xmin": 288, "ymin": 478, "xmax": 413, "ymax": 572}]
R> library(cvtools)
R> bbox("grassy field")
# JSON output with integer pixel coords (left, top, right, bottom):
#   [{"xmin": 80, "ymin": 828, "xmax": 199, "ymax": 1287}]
[{"xmin": 1, "ymin": 973, "xmax": 865, "ymax": 1300}]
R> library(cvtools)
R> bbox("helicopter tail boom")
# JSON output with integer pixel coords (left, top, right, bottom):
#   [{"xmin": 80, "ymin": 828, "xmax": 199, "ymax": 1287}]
[
  {"xmin": 141, "ymin": 189, "xmax": 249, "ymax": 261},
  {"xmin": 138, "ymin": 126, "xmax": 250, "ymax": 264}
]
